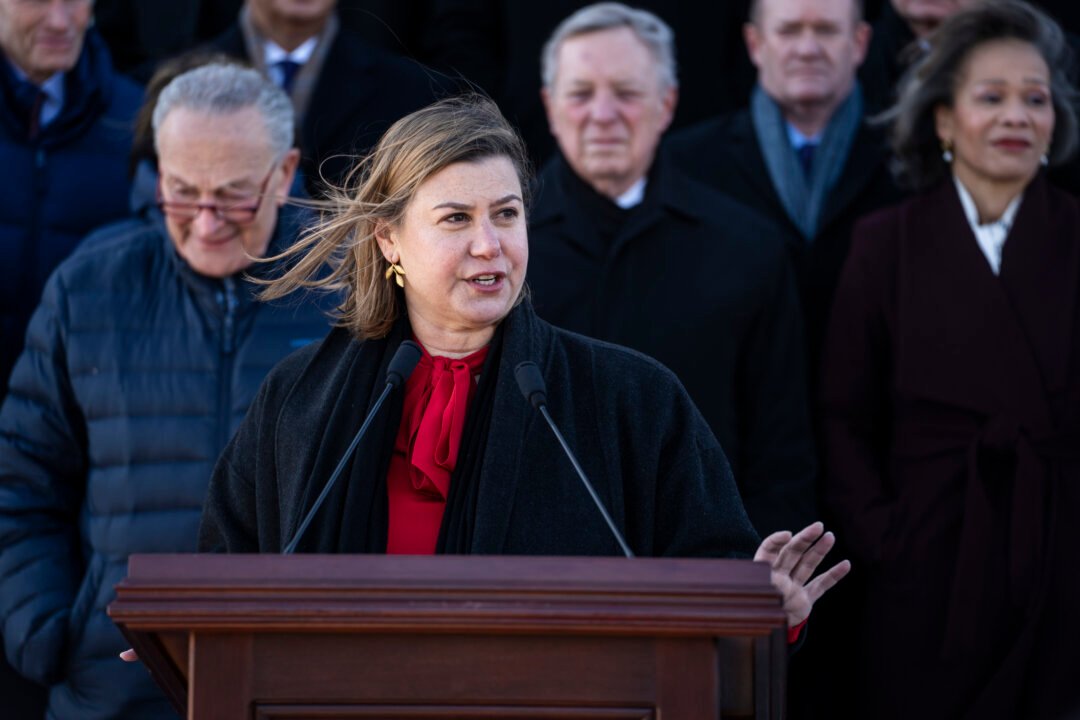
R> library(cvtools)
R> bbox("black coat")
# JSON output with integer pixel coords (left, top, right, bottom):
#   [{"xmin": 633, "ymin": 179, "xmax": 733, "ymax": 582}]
[
  {"xmin": 858, "ymin": 2, "xmax": 915, "ymax": 115},
  {"xmin": 664, "ymin": 109, "xmax": 904, "ymax": 372},
  {"xmin": 206, "ymin": 21, "xmax": 450, "ymax": 196},
  {"xmin": 199, "ymin": 301, "xmax": 759, "ymax": 559},
  {"xmin": 526, "ymin": 154, "xmax": 816, "ymax": 536},
  {"xmin": 822, "ymin": 176, "xmax": 1080, "ymax": 719}
]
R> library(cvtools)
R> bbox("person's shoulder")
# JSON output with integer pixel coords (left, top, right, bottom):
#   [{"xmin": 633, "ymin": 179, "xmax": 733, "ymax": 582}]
[
  {"xmin": 258, "ymin": 325, "xmax": 356, "ymax": 407},
  {"xmin": 845, "ymin": 193, "xmax": 918, "ymax": 277},
  {"xmin": 851, "ymin": 192, "xmax": 915, "ymax": 241},
  {"xmin": 106, "ymin": 71, "xmax": 144, "ymax": 115},
  {"xmin": 664, "ymin": 162, "xmax": 792, "ymax": 261},
  {"xmin": 665, "ymin": 109, "xmax": 749, "ymax": 153},
  {"xmin": 56, "ymin": 217, "xmax": 161, "ymax": 285},
  {"xmin": 527, "ymin": 157, "xmax": 570, "ymax": 226},
  {"xmin": 549, "ymin": 323, "xmax": 685, "ymax": 389}
]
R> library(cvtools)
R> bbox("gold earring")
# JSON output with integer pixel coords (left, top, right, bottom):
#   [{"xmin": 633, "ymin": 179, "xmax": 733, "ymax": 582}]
[{"xmin": 384, "ymin": 261, "xmax": 405, "ymax": 287}]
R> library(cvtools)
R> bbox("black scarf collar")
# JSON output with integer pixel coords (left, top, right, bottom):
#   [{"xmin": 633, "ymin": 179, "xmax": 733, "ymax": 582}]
[{"xmin": 292, "ymin": 308, "xmax": 508, "ymax": 554}]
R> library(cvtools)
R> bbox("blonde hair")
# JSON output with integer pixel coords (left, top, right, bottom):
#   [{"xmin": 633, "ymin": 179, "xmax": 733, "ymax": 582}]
[{"xmin": 261, "ymin": 95, "xmax": 532, "ymax": 339}]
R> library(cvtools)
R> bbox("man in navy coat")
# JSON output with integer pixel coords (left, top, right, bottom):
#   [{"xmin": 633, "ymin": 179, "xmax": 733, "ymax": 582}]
[
  {"xmin": 0, "ymin": 0, "xmax": 142, "ymax": 403},
  {"xmin": 0, "ymin": 4, "xmax": 141, "ymax": 713}
]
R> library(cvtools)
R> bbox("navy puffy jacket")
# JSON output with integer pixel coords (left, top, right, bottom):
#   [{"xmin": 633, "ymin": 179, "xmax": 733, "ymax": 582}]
[
  {"xmin": 0, "ymin": 204, "xmax": 332, "ymax": 719},
  {"xmin": 0, "ymin": 31, "xmax": 142, "ymax": 400}
]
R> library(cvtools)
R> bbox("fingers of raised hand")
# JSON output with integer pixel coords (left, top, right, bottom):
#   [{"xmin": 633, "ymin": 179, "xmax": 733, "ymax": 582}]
[
  {"xmin": 773, "ymin": 522, "xmax": 826, "ymax": 575},
  {"xmin": 790, "ymin": 529, "xmax": 837, "ymax": 586},
  {"xmin": 754, "ymin": 530, "xmax": 793, "ymax": 564},
  {"xmin": 805, "ymin": 559, "xmax": 853, "ymax": 605}
]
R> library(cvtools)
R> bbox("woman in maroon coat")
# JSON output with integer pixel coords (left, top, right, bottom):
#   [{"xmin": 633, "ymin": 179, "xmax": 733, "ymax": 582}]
[{"xmin": 822, "ymin": 2, "xmax": 1080, "ymax": 718}]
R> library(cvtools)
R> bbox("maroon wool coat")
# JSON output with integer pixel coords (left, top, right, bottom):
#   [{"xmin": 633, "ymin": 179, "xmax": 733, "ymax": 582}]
[{"xmin": 821, "ymin": 175, "xmax": 1080, "ymax": 720}]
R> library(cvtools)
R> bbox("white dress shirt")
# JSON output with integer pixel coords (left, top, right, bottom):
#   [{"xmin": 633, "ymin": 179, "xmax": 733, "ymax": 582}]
[
  {"xmin": 615, "ymin": 177, "xmax": 647, "ymax": 209},
  {"xmin": 264, "ymin": 35, "xmax": 319, "ymax": 88},
  {"xmin": 953, "ymin": 176, "xmax": 1023, "ymax": 276}
]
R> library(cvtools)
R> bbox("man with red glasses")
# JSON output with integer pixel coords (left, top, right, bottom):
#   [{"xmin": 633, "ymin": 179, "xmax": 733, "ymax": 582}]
[{"xmin": 0, "ymin": 63, "xmax": 332, "ymax": 719}]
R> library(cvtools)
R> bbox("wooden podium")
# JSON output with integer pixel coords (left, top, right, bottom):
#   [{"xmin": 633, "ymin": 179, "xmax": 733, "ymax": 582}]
[{"xmin": 109, "ymin": 554, "xmax": 787, "ymax": 720}]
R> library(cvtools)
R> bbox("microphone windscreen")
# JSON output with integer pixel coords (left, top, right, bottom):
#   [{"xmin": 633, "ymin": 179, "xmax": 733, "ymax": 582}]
[
  {"xmin": 514, "ymin": 361, "xmax": 548, "ymax": 409},
  {"xmin": 386, "ymin": 340, "xmax": 423, "ymax": 388}
]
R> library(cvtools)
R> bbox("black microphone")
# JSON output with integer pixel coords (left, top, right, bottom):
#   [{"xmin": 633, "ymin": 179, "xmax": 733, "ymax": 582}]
[
  {"xmin": 282, "ymin": 340, "xmax": 423, "ymax": 554},
  {"xmin": 514, "ymin": 361, "xmax": 635, "ymax": 558}
]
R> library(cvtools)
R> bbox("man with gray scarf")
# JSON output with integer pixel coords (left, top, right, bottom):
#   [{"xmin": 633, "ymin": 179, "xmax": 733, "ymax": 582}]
[{"xmin": 667, "ymin": 0, "xmax": 902, "ymax": 370}]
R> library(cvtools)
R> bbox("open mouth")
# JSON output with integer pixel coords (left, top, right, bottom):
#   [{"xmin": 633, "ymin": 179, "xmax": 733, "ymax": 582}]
[{"xmin": 473, "ymin": 274, "xmax": 498, "ymax": 286}]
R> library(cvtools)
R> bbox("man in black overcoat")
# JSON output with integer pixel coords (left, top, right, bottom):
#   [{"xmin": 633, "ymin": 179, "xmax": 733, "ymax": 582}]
[
  {"xmin": 204, "ymin": 0, "xmax": 451, "ymax": 196},
  {"xmin": 666, "ymin": 0, "xmax": 903, "ymax": 374},
  {"xmin": 527, "ymin": 3, "xmax": 816, "ymax": 539}
]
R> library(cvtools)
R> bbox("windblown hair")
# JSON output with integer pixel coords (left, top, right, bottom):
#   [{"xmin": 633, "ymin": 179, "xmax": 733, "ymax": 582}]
[
  {"xmin": 151, "ymin": 63, "xmax": 295, "ymax": 160},
  {"xmin": 259, "ymin": 94, "xmax": 533, "ymax": 340},
  {"xmin": 541, "ymin": 2, "xmax": 678, "ymax": 90},
  {"xmin": 885, "ymin": 0, "xmax": 1078, "ymax": 190}
]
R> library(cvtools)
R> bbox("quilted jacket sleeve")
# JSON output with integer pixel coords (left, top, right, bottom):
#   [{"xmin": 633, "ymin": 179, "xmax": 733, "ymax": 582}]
[{"xmin": 0, "ymin": 269, "xmax": 87, "ymax": 684}]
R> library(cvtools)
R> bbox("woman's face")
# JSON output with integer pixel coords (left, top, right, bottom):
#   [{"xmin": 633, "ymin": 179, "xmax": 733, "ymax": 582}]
[
  {"xmin": 935, "ymin": 40, "xmax": 1055, "ymax": 192},
  {"xmin": 377, "ymin": 156, "xmax": 528, "ymax": 348}
]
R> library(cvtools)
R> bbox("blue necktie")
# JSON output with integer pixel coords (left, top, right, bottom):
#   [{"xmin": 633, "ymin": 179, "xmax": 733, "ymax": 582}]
[
  {"xmin": 797, "ymin": 143, "xmax": 817, "ymax": 178},
  {"xmin": 275, "ymin": 59, "xmax": 301, "ymax": 94}
]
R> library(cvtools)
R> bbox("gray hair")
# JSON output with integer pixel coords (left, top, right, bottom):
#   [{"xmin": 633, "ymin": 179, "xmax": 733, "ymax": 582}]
[
  {"xmin": 151, "ymin": 63, "xmax": 295, "ymax": 158},
  {"xmin": 541, "ymin": 2, "xmax": 678, "ymax": 90},
  {"xmin": 886, "ymin": 0, "xmax": 1078, "ymax": 189}
]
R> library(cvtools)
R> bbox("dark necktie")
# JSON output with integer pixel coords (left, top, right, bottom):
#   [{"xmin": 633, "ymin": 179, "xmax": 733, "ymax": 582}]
[
  {"xmin": 14, "ymin": 80, "xmax": 47, "ymax": 140},
  {"xmin": 275, "ymin": 59, "xmax": 301, "ymax": 94},
  {"xmin": 797, "ymin": 143, "xmax": 817, "ymax": 178}
]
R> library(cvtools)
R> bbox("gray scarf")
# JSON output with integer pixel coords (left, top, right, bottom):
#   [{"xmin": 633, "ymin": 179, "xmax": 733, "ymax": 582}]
[{"xmin": 751, "ymin": 83, "xmax": 863, "ymax": 240}]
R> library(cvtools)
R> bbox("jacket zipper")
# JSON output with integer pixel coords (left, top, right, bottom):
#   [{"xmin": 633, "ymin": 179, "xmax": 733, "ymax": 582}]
[{"xmin": 216, "ymin": 277, "xmax": 239, "ymax": 451}]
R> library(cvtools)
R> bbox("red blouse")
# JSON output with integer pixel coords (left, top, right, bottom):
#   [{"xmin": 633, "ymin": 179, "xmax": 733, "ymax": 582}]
[{"xmin": 386, "ymin": 343, "xmax": 489, "ymax": 554}]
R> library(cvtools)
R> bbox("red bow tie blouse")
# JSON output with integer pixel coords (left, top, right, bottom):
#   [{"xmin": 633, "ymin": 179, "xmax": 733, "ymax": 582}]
[{"xmin": 386, "ymin": 343, "xmax": 489, "ymax": 554}]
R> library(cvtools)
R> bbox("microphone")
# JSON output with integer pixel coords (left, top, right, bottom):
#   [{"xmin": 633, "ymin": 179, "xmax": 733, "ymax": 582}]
[
  {"xmin": 283, "ymin": 340, "xmax": 423, "ymax": 554},
  {"xmin": 513, "ymin": 361, "xmax": 635, "ymax": 558}
]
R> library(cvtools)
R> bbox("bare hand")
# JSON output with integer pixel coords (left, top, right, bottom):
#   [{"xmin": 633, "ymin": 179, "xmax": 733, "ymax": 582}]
[
  {"xmin": 755, "ymin": 521, "xmax": 851, "ymax": 627},
  {"xmin": 119, "ymin": 648, "xmax": 139, "ymax": 662}
]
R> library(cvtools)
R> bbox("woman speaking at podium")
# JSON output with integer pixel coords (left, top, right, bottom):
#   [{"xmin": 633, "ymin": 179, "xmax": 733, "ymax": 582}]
[{"xmin": 197, "ymin": 95, "xmax": 848, "ymax": 629}]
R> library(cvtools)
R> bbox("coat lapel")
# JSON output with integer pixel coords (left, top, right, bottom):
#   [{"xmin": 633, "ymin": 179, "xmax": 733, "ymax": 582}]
[
  {"xmin": 897, "ymin": 182, "xmax": 1053, "ymax": 426},
  {"xmin": 469, "ymin": 304, "xmax": 544, "ymax": 553},
  {"xmin": 730, "ymin": 113, "xmax": 791, "ymax": 223},
  {"xmin": 531, "ymin": 158, "xmax": 606, "ymax": 261},
  {"xmin": 998, "ymin": 174, "xmax": 1079, "ymax": 396}
]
